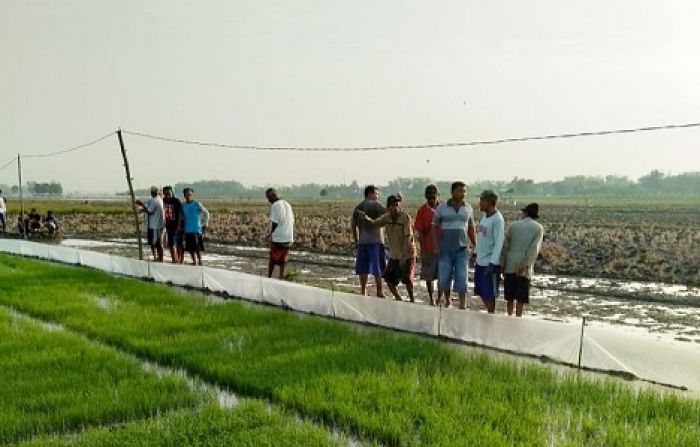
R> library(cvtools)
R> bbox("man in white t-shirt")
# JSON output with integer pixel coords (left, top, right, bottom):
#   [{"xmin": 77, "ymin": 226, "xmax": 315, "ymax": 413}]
[
  {"xmin": 135, "ymin": 186, "xmax": 166, "ymax": 262},
  {"xmin": 472, "ymin": 189, "xmax": 505, "ymax": 314},
  {"xmin": 0, "ymin": 189, "xmax": 6, "ymax": 233},
  {"xmin": 266, "ymin": 188, "xmax": 295, "ymax": 279}
]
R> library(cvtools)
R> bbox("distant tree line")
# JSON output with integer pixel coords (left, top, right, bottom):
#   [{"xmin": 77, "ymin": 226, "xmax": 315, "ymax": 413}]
[
  {"xmin": 0, "ymin": 181, "xmax": 63, "ymax": 196},
  {"xmin": 119, "ymin": 170, "xmax": 699, "ymax": 199}
]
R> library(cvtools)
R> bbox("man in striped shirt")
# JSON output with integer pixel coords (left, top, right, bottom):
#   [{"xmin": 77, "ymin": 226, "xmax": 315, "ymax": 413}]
[{"xmin": 431, "ymin": 181, "xmax": 476, "ymax": 309}]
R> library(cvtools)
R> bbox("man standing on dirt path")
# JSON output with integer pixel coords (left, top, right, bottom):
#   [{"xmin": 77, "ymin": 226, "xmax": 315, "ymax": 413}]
[
  {"xmin": 361, "ymin": 194, "xmax": 417, "ymax": 302},
  {"xmin": 162, "ymin": 186, "xmax": 183, "ymax": 264},
  {"xmin": 501, "ymin": 203, "xmax": 544, "ymax": 317},
  {"xmin": 432, "ymin": 181, "xmax": 476, "ymax": 309},
  {"xmin": 473, "ymin": 189, "xmax": 505, "ymax": 314},
  {"xmin": 0, "ymin": 189, "xmax": 6, "ymax": 234},
  {"xmin": 351, "ymin": 185, "xmax": 387, "ymax": 298},
  {"xmin": 182, "ymin": 188, "xmax": 210, "ymax": 266},
  {"xmin": 135, "ymin": 186, "xmax": 165, "ymax": 263},
  {"xmin": 414, "ymin": 184, "xmax": 441, "ymax": 305},
  {"xmin": 266, "ymin": 188, "xmax": 295, "ymax": 279}
]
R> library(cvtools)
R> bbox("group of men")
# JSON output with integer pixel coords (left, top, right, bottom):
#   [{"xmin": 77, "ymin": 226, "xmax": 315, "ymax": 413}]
[
  {"xmin": 352, "ymin": 182, "xmax": 544, "ymax": 316},
  {"xmin": 134, "ymin": 186, "xmax": 210, "ymax": 265}
]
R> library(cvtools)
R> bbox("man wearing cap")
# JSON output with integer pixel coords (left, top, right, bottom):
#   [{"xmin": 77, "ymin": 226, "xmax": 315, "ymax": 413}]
[
  {"xmin": 134, "ymin": 187, "xmax": 165, "ymax": 263},
  {"xmin": 361, "ymin": 194, "xmax": 417, "ymax": 301},
  {"xmin": 266, "ymin": 188, "xmax": 295, "ymax": 279},
  {"xmin": 501, "ymin": 203, "xmax": 544, "ymax": 317},
  {"xmin": 351, "ymin": 185, "xmax": 387, "ymax": 297},
  {"xmin": 431, "ymin": 181, "xmax": 476, "ymax": 309},
  {"xmin": 472, "ymin": 189, "xmax": 505, "ymax": 313},
  {"xmin": 413, "ymin": 184, "xmax": 440, "ymax": 305}
]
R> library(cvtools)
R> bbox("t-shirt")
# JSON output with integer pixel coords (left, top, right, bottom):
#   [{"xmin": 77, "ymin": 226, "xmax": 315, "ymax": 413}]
[
  {"xmin": 270, "ymin": 199, "xmax": 294, "ymax": 243},
  {"xmin": 414, "ymin": 202, "xmax": 440, "ymax": 253},
  {"xmin": 375, "ymin": 212, "xmax": 416, "ymax": 260},
  {"xmin": 433, "ymin": 200, "xmax": 474, "ymax": 253},
  {"xmin": 163, "ymin": 196, "xmax": 183, "ymax": 230},
  {"xmin": 502, "ymin": 217, "xmax": 544, "ymax": 278},
  {"xmin": 352, "ymin": 199, "xmax": 386, "ymax": 245},
  {"xmin": 182, "ymin": 200, "xmax": 209, "ymax": 234},
  {"xmin": 475, "ymin": 210, "xmax": 505, "ymax": 266},
  {"xmin": 145, "ymin": 196, "xmax": 165, "ymax": 230},
  {"xmin": 0, "ymin": 196, "xmax": 6, "ymax": 213}
]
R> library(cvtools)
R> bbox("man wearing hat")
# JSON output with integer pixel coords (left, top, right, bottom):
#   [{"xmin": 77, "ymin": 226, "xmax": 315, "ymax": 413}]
[
  {"xmin": 501, "ymin": 203, "xmax": 544, "ymax": 317},
  {"xmin": 361, "ymin": 194, "xmax": 417, "ymax": 301},
  {"xmin": 473, "ymin": 189, "xmax": 505, "ymax": 313},
  {"xmin": 134, "ymin": 186, "xmax": 165, "ymax": 263}
]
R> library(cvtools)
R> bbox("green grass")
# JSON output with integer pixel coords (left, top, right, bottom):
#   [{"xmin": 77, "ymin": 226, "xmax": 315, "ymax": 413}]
[
  {"xmin": 1, "ymin": 254, "xmax": 699, "ymax": 446},
  {"xmin": 0, "ymin": 305, "xmax": 200, "ymax": 445},
  {"xmin": 17, "ymin": 402, "xmax": 344, "ymax": 447}
]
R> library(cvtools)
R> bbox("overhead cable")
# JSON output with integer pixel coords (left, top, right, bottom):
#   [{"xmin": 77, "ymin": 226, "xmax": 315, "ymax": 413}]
[{"xmin": 122, "ymin": 121, "xmax": 700, "ymax": 152}]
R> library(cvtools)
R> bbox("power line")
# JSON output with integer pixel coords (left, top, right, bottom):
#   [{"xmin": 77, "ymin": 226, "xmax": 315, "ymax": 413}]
[
  {"xmin": 123, "ymin": 121, "xmax": 700, "ymax": 152},
  {"xmin": 0, "ymin": 157, "xmax": 16, "ymax": 175},
  {"xmin": 22, "ymin": 132, "xmax": 116, "ymax": 158}
]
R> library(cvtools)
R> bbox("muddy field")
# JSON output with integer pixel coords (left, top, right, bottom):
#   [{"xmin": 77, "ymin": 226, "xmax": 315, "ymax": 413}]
[{"xmin": 22, "ymin": 199, "xmax": 700, "ymax": 286}]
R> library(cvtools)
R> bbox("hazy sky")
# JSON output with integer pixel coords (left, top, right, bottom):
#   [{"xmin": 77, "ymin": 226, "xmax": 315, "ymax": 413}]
[{"xmin": 2, "ymin": 0, "xmax": 699, "ymax": 193}]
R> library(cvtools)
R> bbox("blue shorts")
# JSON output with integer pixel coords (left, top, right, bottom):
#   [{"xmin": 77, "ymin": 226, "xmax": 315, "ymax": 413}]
[
  {"xmin": 355, "ymin": 243, "xmax": 386, "ymax": 276},
  {"xmin": 474, "ymin": 264, "xmax": 500, "ymax": 300},
  {"xmin": 438, "ymin": 248, "xmax": 468, "ymax": 294}
]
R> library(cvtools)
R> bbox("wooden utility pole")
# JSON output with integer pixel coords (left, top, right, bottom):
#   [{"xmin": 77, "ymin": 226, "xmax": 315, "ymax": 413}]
[
  {"xmin": 117, "ymin": 130, "xmax": 144, "ymax": 260},
  {"xmin": 17, "ymin": 154, "xmax": 25, "ymax": 239}
]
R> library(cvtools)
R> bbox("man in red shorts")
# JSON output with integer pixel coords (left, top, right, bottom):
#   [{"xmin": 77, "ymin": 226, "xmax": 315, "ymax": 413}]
[{"xmin": 266, "ymin": 188, "xmax": 295, "ymax": 279}]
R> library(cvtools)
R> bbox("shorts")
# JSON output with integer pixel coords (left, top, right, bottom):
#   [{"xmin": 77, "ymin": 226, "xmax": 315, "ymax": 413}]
[
  {"xmin": 419, "ymin": 252, "xmax": 439, "ymax": 281},
  {"xmin": 270, "ymin": 241, "xmax": 290, "ymax": 265},
  {"xmin": 355, "ymin": 243, "xmax": 386, "ymax": 276},
  {"xmin": 438, "ymin": 248, "xmax": 468, "ymax": 294},
  {"xmin": 474, "ymin": 264, "xmax": 500, "ymax": 300},
  {"xmin": 383, "ymin": 258, "xmax": 416, "ymax": 286},
  {"xmin": 165, "ymin": 226, "xmax": 183, "ymax": 248},
  {"xmin": 184, "ymin": 233, "xmax": 201, "ymax": 252},
  {"xmin": 504, "ymin": 273, "xmax": 530, "ymax": 303},
  {"xmin": 147, "ymin": 228, "xmax": 163, "ymax": 247}
]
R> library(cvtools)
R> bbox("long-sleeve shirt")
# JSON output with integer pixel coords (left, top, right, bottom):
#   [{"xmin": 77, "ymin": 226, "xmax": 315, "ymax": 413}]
[
  {"xmin": 501, "ymin": 217, "xmax": 544, "ymax": 278},
  {"xmin": 369, "ymin": 211, "xmax": 416, "ymax": 260},
  {"xmin": 475, "ymin": 210, "xmax": 505, "ymax": 266}
]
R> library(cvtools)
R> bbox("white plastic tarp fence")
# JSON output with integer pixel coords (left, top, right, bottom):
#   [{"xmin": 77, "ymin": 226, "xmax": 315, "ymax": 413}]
[{"xmin": 1, "ymin": 239, "xmax": 699, "ymax": 391}]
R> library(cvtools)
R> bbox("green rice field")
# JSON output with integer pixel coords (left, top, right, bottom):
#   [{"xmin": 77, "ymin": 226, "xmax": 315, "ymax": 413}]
[{"xmin": 1, "ymin": 253, "xmax": 699, "ymax": 446}]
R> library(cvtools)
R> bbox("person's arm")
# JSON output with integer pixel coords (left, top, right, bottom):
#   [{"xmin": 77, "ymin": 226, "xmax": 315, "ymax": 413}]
[
  {"xmin": 431, "ymin": 208, "xmax": 441, "ymax": 252},
  {"xmin": 500, "ymin": 224, "xmax": 511, "ymax": 268},
  {"xmin": 350, "ymin": 208, "xmax": 359, "ymax": 245},
  {"xmin": 467, "ymin": 217, "xmax": 477, "ymax": 249},
  {"xmin": 199, "ymin": 203, "xmax": 210, "ymax": 230},
  {"xmin": 489, "ymin": 216, "xmax": 505, "ymax": 266},
  {"xmin": 403, "ymin": 215, "xmax": 415, "ymax": 260},
  {"xmin": 199, "ymin": 203, "xmax": 210, "ymax": 227},
  {"xmin": 360, "ymin": 212, "xmax": 388, "ymax": 228},
  {"xmin": 519, "ymin": 224, "xmax": 544, "ymax": 276}
]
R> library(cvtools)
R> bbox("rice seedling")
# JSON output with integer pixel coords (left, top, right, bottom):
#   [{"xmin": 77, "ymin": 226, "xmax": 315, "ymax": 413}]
[
  {"xmin": 1, "ymin": 254, "xmax": 699, "ymax": 446},
  {"xmin": 0, "ymin": 305, "xmax": 199, "ymax": 444}
]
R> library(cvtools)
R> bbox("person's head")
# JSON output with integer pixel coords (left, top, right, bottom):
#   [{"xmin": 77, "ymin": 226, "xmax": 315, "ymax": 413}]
[
  {"xmin": 31, "ymin": 208, "xmax": 37, "ymax": 213},
  {"xmin": 47, "ymin": 210, "xmax": 53, "ymax": 217},
  {"xmin": 265, "ymin": 188, "xmax": 279, "ymax": 204},
  {"xmin": 162, "ymin": 186, "xmax": 173, "ymax": 198},
  {"xmin": 364, "ymin": 185, "xmax": 379, "ymax": 201},
  {"xmin": 450, "ymin": 181, "xmax": 466, "ymax": 202},
  {"xmin": 479, "ymin": 189, "xmax": 499, "ymax": 212},
  {"xmin": 386, "ymin": 194, "xmax": 402, "ymax": 216},
  {"xmin": 521, "ymin": 203, "xmax": 540, "ymax": 220},
  {"xmin": 183, "ymin": 188, "xmax": 194, "ymax": 202},
  {"xmin": 424, "ymin": 184, "xmax": 439, "ymax": 208},
  {"xmin": 150, "ymin": 186, "xmax": 159, "ymax": 198}
]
